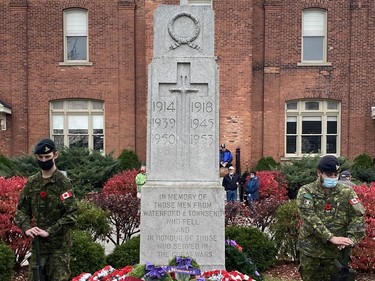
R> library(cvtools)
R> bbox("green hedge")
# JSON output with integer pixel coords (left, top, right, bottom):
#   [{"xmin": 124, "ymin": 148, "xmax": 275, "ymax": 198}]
[
  {"xmin": 226, "ymin": 226, "xmax": 277, "ymax": 271},
  {"xmin": 0, "ymin": 242, "xmax": 15, "ymax": 281}
]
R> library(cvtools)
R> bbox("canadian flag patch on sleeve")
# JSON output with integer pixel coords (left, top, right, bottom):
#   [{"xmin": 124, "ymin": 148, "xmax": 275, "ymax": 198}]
[
  {"xmin": 60, "ymin": 191, "xmax": 73, "ymax": 201},
  {"xmin": 349, "ymin": 198, "xmax": 360, "ymax": 205}
]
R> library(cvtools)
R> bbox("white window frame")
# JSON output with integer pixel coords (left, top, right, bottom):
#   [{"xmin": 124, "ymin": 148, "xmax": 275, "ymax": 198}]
[
  {"xmin": 60, "ymin": 9, "xmax": 92, "ymax": 66},
  {"xmin": 285, "ymin": 100, "xmax": 340, "ymax": 157},
  {"xmin": 50, "ymin": 100, "xmax": 104, "ymax": 152},
  {"xmin": 299, "ymin": 8, "xmax": 331, "ymax": 66},
  {"xmin": 188, "ymin": 0, "xmax": 212, "ymax": 6}
]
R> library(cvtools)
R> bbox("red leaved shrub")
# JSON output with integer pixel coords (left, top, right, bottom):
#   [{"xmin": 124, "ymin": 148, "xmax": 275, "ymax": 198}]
[
  {"xmin": 0, "ymin": 176, "xmax": 31, "ymax": 269},
  {"xmin": 225, "ymin": 201, "xmax": 252, "ymax": 227},
  {"xmin": 102, "ymin": 169, "xmax": 139, "ymax": 196},
  {"xmin": 242, "ymin": 171, "xmax": 289, "ymax": 231},
  {"xmin": 257, "ymin": 170, "xmax": 289, "ymax": 200},
  {"xmin": 87, "ymin": 169, "xmax": 140, "ymax": 245},
  {"xmin": 350, "ymin": 183, "xmax": 375, "ymax": 272}
]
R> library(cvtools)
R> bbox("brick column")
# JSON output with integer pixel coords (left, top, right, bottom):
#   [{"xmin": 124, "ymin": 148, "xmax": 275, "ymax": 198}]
[
  {"xmin": 9, "ymin": 0, "xmax": 29, "ymax": 154},
  {"xmin": 263, "ymin": 2, "xmax": 282, "ymax": 159}
]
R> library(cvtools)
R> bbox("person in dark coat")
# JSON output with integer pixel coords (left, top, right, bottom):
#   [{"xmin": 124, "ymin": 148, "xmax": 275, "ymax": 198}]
[
  {"xmin": 246, "ymin": 170, "xmax": 260, "ymax": 213},
  {"xmin": 222, "ymin": 166, "xmax": 240, "ymax": 202}
]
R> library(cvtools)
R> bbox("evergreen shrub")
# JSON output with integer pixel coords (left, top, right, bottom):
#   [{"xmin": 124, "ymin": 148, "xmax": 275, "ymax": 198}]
[
  {"xmin": 70, "ymin": 230, "xmax": 106, "ymax": 278},
  {"xmin": 7, "ymin": 154, "xmax": 39, "ymax": 178},
  {"xmin": 269, "ymin": 200, "xmax": 299, "ymax": 261},
  {"xmin": 225, "ymin": 244, "xmax": 263, "ymax": 281},
  {"xmin": 76, "ymin": 200, "xmax": 110, "ymax": 241},
  {"xmin": 0, "ymin": 242, "xmax": 14, "ymax": 281},
  {"xmin": 106, "ymin": 235, "xmax": 140, "ymax": 269},
  {"xmin": 117, "ymin": 149, "xmax": 141, "ymax": 171},
  {"xmin": 352, "ymin": 153, "xmax": 375, "ymax": 183},
  {"xmin": 255, "ymin": 157, "xmax": 280, "ymax": 171},
  {"xmin": 281, "ymin": 155, "xmax": 320, "ymax": 199},
  {"xmin": 225, "ymin": 226, "xmax": 277, "ymax": 272},
  {"xmin": 58, "ymin": 147, "xmax": 120, "ymax": 198},
  {"xmin": 0, "ymin": 154, "xmax": 14, "ymax": 177}
]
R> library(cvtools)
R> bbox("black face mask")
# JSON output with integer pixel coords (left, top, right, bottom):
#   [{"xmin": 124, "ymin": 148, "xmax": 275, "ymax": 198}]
[{"xmin": 38, "ymin": 159, "xmax": 54, "ymax": 171}]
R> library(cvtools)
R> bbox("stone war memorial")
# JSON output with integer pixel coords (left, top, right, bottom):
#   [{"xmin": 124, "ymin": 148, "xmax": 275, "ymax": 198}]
[{"xmin": 140, "ymin": 1, "xmax": 225, "ymax": 271}]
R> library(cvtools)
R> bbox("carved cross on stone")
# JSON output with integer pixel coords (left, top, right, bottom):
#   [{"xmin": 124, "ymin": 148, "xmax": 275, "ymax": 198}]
[{"xmin": 158, "ymin": 63, "xmax": 208, "ymax": 169}]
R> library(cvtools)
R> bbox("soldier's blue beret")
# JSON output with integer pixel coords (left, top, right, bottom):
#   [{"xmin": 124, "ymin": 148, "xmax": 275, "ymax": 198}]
[
  {"xmin": 33, "ymin": 138, "xmax": 56, "ymax": 154},
  {"xmin": 317, "ymin": 155, "xmax": 340, "ymax": 173}
]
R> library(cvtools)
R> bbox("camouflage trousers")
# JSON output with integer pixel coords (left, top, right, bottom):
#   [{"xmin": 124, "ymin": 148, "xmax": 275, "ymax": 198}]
[
  {"xmin": 28, "ymin": 252, "xmax": 71, "ymax": 281},
  {"xmin": 299, "ymin": 254, "xmax": 340, "ymax": 281}
]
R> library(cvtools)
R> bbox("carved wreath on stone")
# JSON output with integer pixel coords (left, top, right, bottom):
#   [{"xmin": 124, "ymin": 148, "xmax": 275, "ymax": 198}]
[{"xmin": 168, "ymin": 12, "xmax": 202, "ymax": 51}]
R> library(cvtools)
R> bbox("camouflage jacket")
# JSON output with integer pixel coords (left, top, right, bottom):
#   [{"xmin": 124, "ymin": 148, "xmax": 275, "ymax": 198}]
[
  {"xmin": 15, "ymin": 169, "xmax": 78, "ymax": 254},
  {"xmin": 297, "ymin": 179, "xmax": 365, "ymax": 258}
]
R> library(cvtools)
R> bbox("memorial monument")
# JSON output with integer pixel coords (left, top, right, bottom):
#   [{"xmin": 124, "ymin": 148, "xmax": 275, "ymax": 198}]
[{"xmin": 140, "ymin": 2, "xmax": 224, "ymax": 271}]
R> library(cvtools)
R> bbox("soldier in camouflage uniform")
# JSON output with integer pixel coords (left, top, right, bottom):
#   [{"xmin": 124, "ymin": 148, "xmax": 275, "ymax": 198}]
[
  {"xmin": 297, "ymin": 155, "xmax": 365, "ymax": 281},
  {"xmin": 15, "ymin": 138, "xmax": 78, "ymax": 281}
]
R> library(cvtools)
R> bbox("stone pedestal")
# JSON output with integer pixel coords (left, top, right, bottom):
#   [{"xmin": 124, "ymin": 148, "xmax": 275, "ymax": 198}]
[{"xmin": 140, "ymin": 5, "xmax": 224, "ymax": 271}]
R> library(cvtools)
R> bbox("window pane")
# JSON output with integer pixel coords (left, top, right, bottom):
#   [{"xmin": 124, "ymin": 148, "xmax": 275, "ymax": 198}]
[
  {"xmin": 302, "ymin": 118, "xmax": 321, "ymax": 134},
  {"xmin": 286, "ymin": 136, "xmax": 296, "ymax": 154},
  {"xmin": 305, "ymin": 101, "xmax": 320, "ymax": 110},
  {"xmin": 93, "ymin": 116, "xmax": 103, "ymax": 129},
  {"xmin": 69, "ymin": 135, "xmax": 88, "ymax": 148},
  {"xmin": 66, "ymin": 11, "xmax": 87, "ymax": 36},
  {"xmin": 53, "ymin": 135, "xmax": 64, "ymax": 147},
  {"xmin": 68, "ymin": 100, "xmax": 88, "ymax": 110},
  {"xmin": 303, "ymin": 37, "xmax": 324, "ymax": 61},
  {"xmin": 53, "ymin": 115, "xmax": 64, "ymax": 134},
  {"xmin": 51, "ymin": 101, "xmax": 64, "ymax": 109},
  {"xmin": 94, "ymin": 135, "xmax": 104, "ymax": 151},
  {"xmin": 92, "ymin": 101, "xmax": 104, "ymax": 110},
  {"xmin": 327, "ymin": 101, "xmax": 338, "ymax": 110},
  {"xmin": 287, "ymin": 117, "xmax": 297, "ymax": 134},
  {"xmin": 302, "ymin": 136, "xmax": 321, "ymax": 153},
  {"xmin": 68, "ymin": 115, "xmax": 88, "ymax": 129},
  {"xmin": 189, "ymin": 0, "xmax": 211, "ymax": 5},
  {"xmin": 68, "ymin": 116, "xmax": 88, "ymax": 134},
  {"xmin": 327, "ymin": 117, "xmax": 337, "ymax": 134},
  {"xmin": 67, "ymin": 37, "xmax": 87, "ymax": 60},
  {"xmin": 327, "ymin": 136, "xmax": 337, "ymax": 153},
  {"xmin": 286, "ymin": 102, "xmax": 297, "ymax": 110},
  {"xmin": 304, "ymin": 11, "xmax": 324, "ymax": 36}
]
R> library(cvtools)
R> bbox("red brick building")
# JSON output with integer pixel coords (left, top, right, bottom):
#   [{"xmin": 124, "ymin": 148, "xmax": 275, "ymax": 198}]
[{"xmin": 1, "ymin": 0, "xmax": 374, "ymax": 170}]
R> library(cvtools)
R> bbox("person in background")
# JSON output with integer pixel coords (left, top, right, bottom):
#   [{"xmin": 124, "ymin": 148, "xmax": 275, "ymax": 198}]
[
  {"xmin": 246, "ymin": 170, "xmax": 260, "ymax": 213},
  {"xmin": 135, "ymin": 165, "xmax": 147, "ymax": 199},
  {"xmin": 219, "ymin": 143, "xmax": 233, "ymax": 168},
  {"xmin": 222, "ymin": 166, "xmax": 240, "ymax": 202},
  {"xmin": 338, "ymin": 170, "xmax": 356, "ymax": 188},
  {"xmin": 296, "ymin": 155, "xmax": 365, "ymax": 281},
  {"xmin": 15, "ymin": 138, "xmax": 78, "ymax": 281}
]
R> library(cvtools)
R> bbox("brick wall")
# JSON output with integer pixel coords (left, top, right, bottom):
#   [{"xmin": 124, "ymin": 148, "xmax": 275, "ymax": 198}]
[{"xmin": 1, "ymin": 0, "xmax": 374, "ymax": 169}]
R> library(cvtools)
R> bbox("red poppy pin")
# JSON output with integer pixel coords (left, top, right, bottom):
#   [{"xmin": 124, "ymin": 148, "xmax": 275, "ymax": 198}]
[
  {"xmin": 325, "ymin": 203, "xmax": 332, "ymax": 211},
  {"xmin": 40, "ymin": 191, "xmax": 47, "ymax": 199}
]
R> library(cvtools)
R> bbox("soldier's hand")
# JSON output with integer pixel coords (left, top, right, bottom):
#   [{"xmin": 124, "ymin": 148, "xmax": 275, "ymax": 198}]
[
  {"xmin": 329, "ymin": 236, "xmax": 354, "ymax": 247},
  {"xmin": 25, "ymin": 227, "xmax": 49, "ymax": 238},
  {"xmin": 37, "ymin": 228, "xmax": 49, "ymax": 238}
]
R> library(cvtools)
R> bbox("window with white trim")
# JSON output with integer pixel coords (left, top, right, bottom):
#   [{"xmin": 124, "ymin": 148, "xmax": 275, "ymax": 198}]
[
  {"xmin": 302, "ymin": 9, "xmax": 327, "ymax": 63},
  {"xmin": 50, "ymin": 100, "xmax": 104, "ymax": 152},
  {"xmin": 189, "ymin": 0, "xmax": 212, "ymax": 6},
  {"xmin": 285, "ymin": 100, "xmax": 340, "ymax": 156},
  {"xmin": 63, "ymin": 9, "xmax": 88, "ymax": 62}
]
